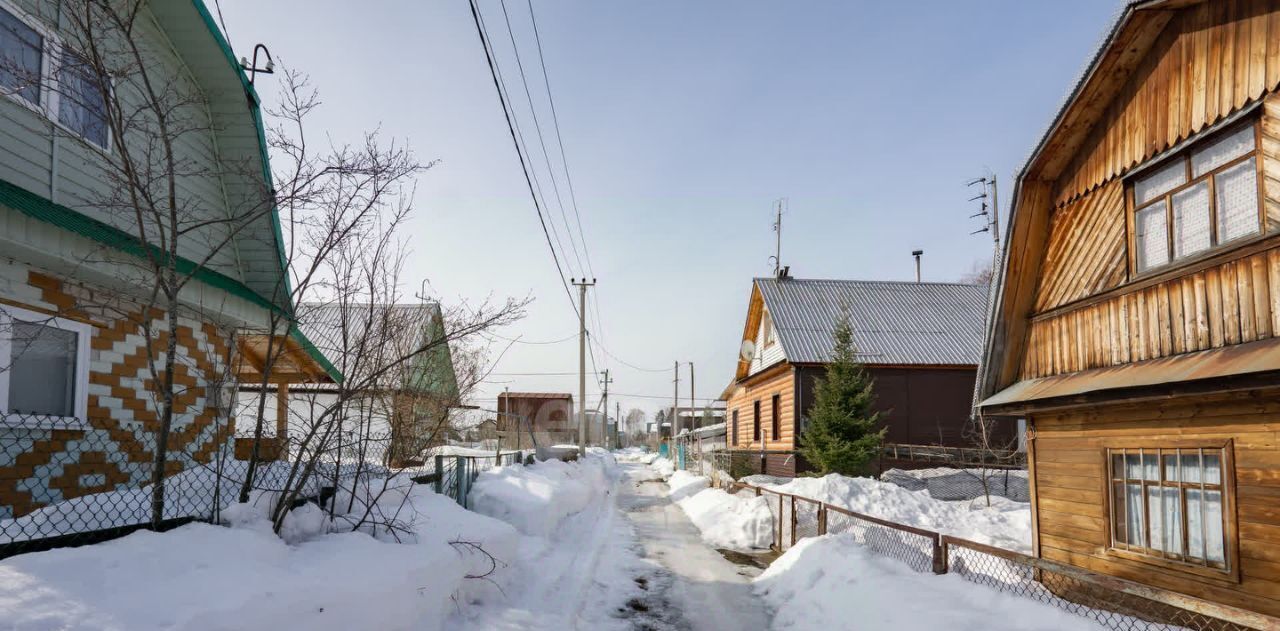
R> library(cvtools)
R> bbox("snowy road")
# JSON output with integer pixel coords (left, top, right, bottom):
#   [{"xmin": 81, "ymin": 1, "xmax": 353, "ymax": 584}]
[
  {"xmin": 456, "ymin": 461, "xmax": 772, "ymax": 630},
  {"xmin": 617, "ymin": 463, "xmax": 773, "ymax": 631}
]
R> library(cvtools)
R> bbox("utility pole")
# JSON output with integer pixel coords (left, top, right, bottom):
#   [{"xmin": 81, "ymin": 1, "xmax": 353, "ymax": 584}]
[
  {"xmin": 616, "ymin": 401, "xmax": 621, "ymax": 449},
  {"xmin": 600, "ymin": 369, "xmax": 613, "ymax": 448},
  {"xmin": 688, "ymin": 361, "xmax": 695, "ymax": 429},
  {"xmin": 572, "ymin": 278, "xmax": 596, "ymax": 453},
  {"xmin": 672, "ymin": 361, "xmax": 680, "ymax": 441}
]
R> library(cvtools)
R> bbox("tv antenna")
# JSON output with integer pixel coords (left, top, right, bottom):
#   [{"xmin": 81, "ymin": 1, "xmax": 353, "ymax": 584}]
[{"xmin": 769, "ymin": 198, "xmax": 788, "ymax": 275}]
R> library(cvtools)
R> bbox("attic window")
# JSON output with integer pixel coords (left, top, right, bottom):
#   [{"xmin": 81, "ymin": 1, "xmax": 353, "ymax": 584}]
[
  {"xmin": 1130, "ymin": 122, "xmax": 1262, "ymax": 275},
  {"xmin": 762, "ymin": 311, "xmax": 776, "ymax": 348}
]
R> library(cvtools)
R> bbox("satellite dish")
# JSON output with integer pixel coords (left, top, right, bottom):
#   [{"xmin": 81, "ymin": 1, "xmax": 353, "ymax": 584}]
[{"xmin": 739, "ymin": 339, "xmax": 757, "ymax": 362}]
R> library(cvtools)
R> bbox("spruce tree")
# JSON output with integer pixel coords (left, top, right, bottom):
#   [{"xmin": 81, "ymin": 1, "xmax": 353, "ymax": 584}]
[{"xmin": 797, "ymin": 311, "xmax": 886, "ymax": 476}]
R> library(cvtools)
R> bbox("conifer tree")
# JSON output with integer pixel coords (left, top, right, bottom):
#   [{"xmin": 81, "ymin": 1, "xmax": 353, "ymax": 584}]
[{"xmin": 797, "ymin": 311, "xmax": 886, "ymax": 475}]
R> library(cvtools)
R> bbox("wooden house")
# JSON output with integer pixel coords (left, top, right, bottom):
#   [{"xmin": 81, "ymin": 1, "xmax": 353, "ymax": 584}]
[
  {"xmin": 0, "ymin": 0, "xmax": 337, "ymax": 519},
  {"xmin": 977, "ymin": 0, "xmax": 1280, "ymax": 619},
  {"xmin": 496, "ymin": 392, "xmax": 575, "ymax": 449},
  {"xmin": 724, "ymin": 276, "xmax": 989, "ymax": 477}
]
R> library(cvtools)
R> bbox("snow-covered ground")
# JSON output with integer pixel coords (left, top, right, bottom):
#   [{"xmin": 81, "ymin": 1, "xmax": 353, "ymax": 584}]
[
  {"xmin": 757, "ymin": 533, "xmax": 1103, "ymax": 630},
  {"xmin": 0, "ymin": 479, "xmax": 519, "ymax": 631},
  {"xmin": 758, "ymin": 473, "xmax": 1032, "ymax": 553},
  {"xmin": 667, "ymin": 470, "xmax": 773, "ymax": 551}
]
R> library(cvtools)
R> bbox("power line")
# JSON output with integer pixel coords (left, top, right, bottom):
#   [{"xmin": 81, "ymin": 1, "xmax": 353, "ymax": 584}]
[
  {"xmin": 524, "ymin": 0, "xmax": 608, "ymax": 367},
  {"xmin": 467, "ymin": 0, "xmax": 575, "ymax": 311},
  {"xmin": 498, "ymin": 0, "xmax": 585, "ymax": 278},
  {"xmin": 590, "ymin": 337, "xmax": 669, "ymax": 373},
  {"xmin": 481, "ymin": 331, "xmax": 577, "ymax": 345}
]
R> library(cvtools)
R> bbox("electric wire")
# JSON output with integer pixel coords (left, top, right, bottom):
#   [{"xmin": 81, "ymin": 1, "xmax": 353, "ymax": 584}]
[{"xmin": 467, "ymin": 0, "xmax": 575, "ymax": 310}]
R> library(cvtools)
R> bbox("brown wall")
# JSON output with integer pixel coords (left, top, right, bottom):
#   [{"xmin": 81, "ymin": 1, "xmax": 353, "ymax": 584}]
[
  {"xmin": 725, "ymin": 365, "xmax": 796, "ymax": 452},
  {"xmin": 797, "ymin": 365, "xmax": 987, "ymax": 448},
  {"xmin": 992, "ymin": 1, "xmax": 1280, "ymax": 392},
  {"xmin": 1030, "ymin": 390, "xmax": 1280, "ymax": 617}
]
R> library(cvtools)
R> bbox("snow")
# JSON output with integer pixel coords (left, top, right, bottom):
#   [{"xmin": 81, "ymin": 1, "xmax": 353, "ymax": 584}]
[
  {"xmin": 756, "ymin": 533, "xmax": 1104, "ymax": 630},
  {"xmin": 881, "ymin": 466, "xmax": 1030, "ymax": 502},
  {"xmin": 663, "ymin": 470, "xmax": 773, "ymax": 552},
  {"xmin": 759, "ymin": 473, "xmax": 1032, "ymax": 553},
  {"xmin": 469, "ymin": 452, "xmax": 616, "ymax": 537},
  {"xmin": 650, "ymin": 456, "xmax": 675, "ymax": 476},
  {"xmin": 612, "ymin": 447, "xmax": 658, "ymax": 465},
  {"xmin": 0, "ymin": 481, "xmax": 519, "ymax": 631}
]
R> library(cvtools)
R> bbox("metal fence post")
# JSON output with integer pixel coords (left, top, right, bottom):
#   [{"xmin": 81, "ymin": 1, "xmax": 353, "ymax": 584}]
[
  {"xmin": 790, "ymin": 495, "xmax": 798, "ymax": 547},
  {"xmin": 931, "ymin": 533, "xmax": 947, "ymax": 575},
  {"xmin": 433, "ymin": 455, "xmax": 443, "ymax": 495},
  {"xmin": 455, "ymin": 456, "xmax": 467, "ymax": 507},
  {"xmin": 818, "ymin": 504, "xmax": 827, "ymax": 536}
]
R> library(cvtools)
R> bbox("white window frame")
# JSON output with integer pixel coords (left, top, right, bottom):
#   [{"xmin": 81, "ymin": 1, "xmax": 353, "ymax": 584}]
[
  {"xmin": 0, "ymin": 0, "xmax": 112, "ymax": 152},
  {"xmin": 0, "ymin": 304, "xmax": 92, "ymax": 429}
]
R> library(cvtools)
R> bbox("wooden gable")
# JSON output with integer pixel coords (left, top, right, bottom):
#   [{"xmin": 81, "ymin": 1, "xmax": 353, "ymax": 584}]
[{"xmin": 984, "ymin": 0, "xmax": 1280, "ymax": 401}]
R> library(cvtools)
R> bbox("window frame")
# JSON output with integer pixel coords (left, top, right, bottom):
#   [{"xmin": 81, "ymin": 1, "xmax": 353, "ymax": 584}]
[
  {"xmin": 761, "ymin": 310, "xmax": 776, "ymax": 348},
  {"xmin": 0, "ymin": 0, "xmax": 112, "ymax": 152},
  {"xmin": 731, "ymin": 409, "xmax": 738, "ymax": 446},
  {"xmin": 0, "ymin": 304, "xmax": 92, "ymax": 429},
  {"xmin": 770, "ymin": 393, "xmax": 780, "ymax": 441},
  {"xmin": 1102, "ymin": 439, "xmax": 1240, "ymax": 583},
  {"xmin": 752, "ymin": 399, "xmax": 761, "ymax": 442},
  {"xmin": 1127, "ymin": 119, "xmax": 1266, "ymax": 278}
]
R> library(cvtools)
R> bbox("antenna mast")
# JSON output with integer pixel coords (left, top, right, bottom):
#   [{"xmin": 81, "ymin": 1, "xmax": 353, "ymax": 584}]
[{"xmin": 770, "ymin": 198, "xmax": 786, "ymax": 275}]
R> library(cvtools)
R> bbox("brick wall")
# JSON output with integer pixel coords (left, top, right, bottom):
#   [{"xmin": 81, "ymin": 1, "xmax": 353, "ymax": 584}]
[{"xmin": 0, "ymin": 258, "xmax": 236, "ymax": 518}]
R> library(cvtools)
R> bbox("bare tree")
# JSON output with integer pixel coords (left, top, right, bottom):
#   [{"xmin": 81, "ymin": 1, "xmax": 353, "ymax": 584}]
[
  {"xmin": 960, "ymin": 412, "xmax": 1021, "ymax": 507},
  {"xmin": 9, "ymin": 2, "xmax": 525, "ymax": 534},
  {"xmin": 959, "ymin": 259, "xmax": 994, "ymax": 285}
]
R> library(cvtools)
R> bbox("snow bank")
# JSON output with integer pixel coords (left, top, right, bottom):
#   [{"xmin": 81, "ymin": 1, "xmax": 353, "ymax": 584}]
[
  {"xmin": 469, "ymin": 451, "xmax": 617, "ymax": 537},
  {"xmin": 667, "ymin": 470, "xmax": 709, "ymax": 500},
  {"xmin": 0, "ymin": 483, "xmax": 520, "ymax": 631},
  {"xmin": 650, "ymin": 456, "xmax": 675, "ymax": 477},
  {"xmin": 882, "ymin": 467, "xmax": 1030, "ymax": 502},
  {"xmin": 613, "ymin": 447, "xmax": 658, "ymax": 464},
  {"xmin": 665, "ymin": 472, "xmax": 772, "ymax": 551},
  {"xmin": 760, "ymin": 474, "xmax": 1032, "ymax": 553},
  {"xmin": 756, "ymin": 533, "xmax": 1102, "ymax": 630}
]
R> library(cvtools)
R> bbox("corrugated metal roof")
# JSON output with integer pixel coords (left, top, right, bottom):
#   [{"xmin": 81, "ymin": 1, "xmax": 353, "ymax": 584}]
[
  {"xmin": 756, "ymin": 278, "xmax": 987, "ymax": 366},
  {"xmin": 297, "ymin": 302, "xmax": 443, "ymax": 388}
]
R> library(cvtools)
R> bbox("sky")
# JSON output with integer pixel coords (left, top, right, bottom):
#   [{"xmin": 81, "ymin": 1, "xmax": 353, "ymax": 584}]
[{"xmin": 215, "ymin": 0, "xmax": 1120, "ymax": 422}]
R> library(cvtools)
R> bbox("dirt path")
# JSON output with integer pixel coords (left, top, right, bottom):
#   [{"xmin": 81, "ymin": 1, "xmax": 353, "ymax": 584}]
[{"xmin": 617, "ymin": 464, "xmax": 772, "ymax": 631}]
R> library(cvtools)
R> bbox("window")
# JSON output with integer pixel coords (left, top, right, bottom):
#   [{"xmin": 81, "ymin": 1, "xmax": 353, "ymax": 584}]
[
  {"xmin": 0, "ymin": 3, "xmax": 110, "ymax": 150},
  {"xmin": 57, "ymin": 49, "xmax": 108, "ymax": 149},
  {"xmin": 0, "ymin": 4, "xmax": 43, "ymax": 105},
  {"xmin": 1107, "ymin": 446, "xmax": 1231, "ymax": 573},
  {"xmin": 731, "ymin": 410, "xmax": 738, "ymax": 446},
  {"xmin": 770, "ymin": 394, "xmax": 780, "ymax": 441},
  {"xmin": 0, "ymin": 305, "xmax": 91, "ymax": 425},
  {"xmin": 762, "ymin": 311, "xmax": 776, "ymax": 347},
  {"xmin": 1130, "ymin": 123, "xmax": 1261, "ymax": 274},
  {"xmin": 752, "ymin": 400, "xmax": 761, "ymax": 442}
]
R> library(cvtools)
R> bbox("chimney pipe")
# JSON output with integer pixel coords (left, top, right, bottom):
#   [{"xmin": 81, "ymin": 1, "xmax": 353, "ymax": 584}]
[{"xmin": 912, "ymin": 250, "xmax": 923, "ymax": 282}]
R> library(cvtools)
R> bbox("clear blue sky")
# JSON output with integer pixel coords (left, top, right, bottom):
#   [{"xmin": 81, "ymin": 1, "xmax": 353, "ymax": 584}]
[{"xmin": 218, "ymin": 0, "xmax": 1119, "ymax": 419}]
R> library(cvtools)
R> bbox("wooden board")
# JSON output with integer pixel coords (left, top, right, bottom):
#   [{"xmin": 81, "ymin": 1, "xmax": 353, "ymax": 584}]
[
  {"xmin": 1032, "ymin": 393, "xmax": 1280, "ymax": 617},
  {"xmin": 1021, "ymin": 246, "xmax": 1280, "ymax": 379}
]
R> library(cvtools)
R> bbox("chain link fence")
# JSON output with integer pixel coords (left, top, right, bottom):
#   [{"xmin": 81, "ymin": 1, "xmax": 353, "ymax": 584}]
[
  {"xmin": 0, "ymin": 412, "xmax": 525, "ymax": 559},
  {"xmin": 715, "ymin": 478, "xmax": 1274, "ymax": 631}
]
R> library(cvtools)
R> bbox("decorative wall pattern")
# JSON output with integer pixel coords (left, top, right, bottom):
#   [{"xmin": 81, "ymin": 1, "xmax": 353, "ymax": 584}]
[{"xmin": 0, "ymin": 260, "xmax": 234, "ymax": 518}]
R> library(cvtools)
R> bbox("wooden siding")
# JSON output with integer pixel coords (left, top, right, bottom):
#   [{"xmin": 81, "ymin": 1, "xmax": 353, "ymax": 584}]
[
  {"xmin": 1022, "ymin": 246, "xmax": 1280, "ymax": 379},
  {"xmin": 749, "ymin": 305, "xmax": 786, "ymax": 377},
  {"xmin": 1055, "ymin": 0, "xmax": 1280, "ymax": 207},
  {"xmin": 1031, "ymin": 391, "xmax": 1280, "ymax": 617},
  {"xmin": 0, "ymin": 1, "xmax": 243, "ymax": 280},
  {"xmin": 726, "ymin": 365, "xmax": 795, "ymax": 452},
  {"xmin": 1035, "ymin": 180, "xmax": 1129, "ymax": 313}
]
